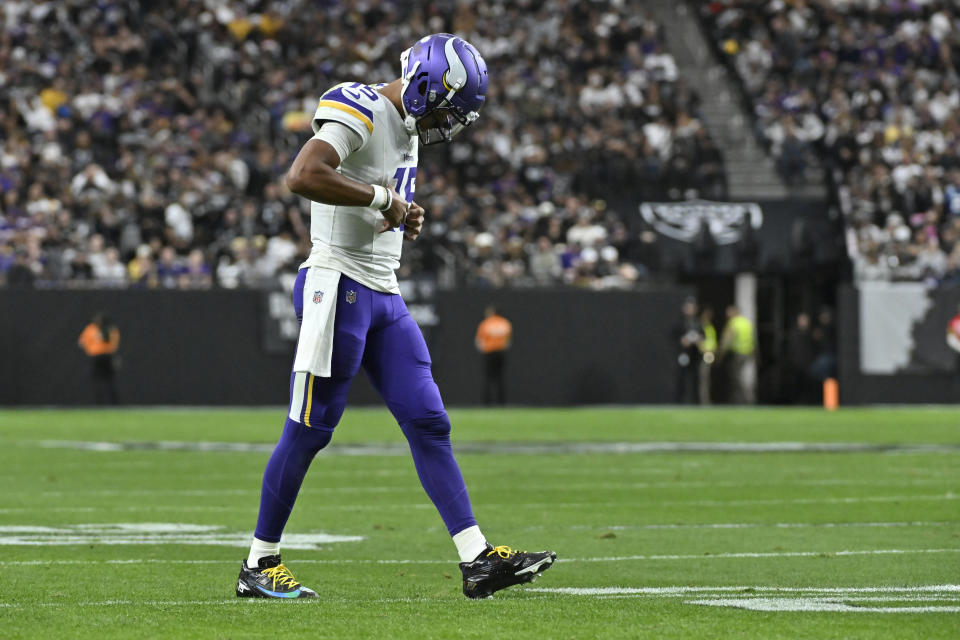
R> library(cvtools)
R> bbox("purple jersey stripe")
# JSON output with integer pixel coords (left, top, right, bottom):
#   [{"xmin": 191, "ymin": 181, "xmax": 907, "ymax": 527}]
[{"xmin": 321, "ymin": 88, "xmax": 374, "ymax": 121}]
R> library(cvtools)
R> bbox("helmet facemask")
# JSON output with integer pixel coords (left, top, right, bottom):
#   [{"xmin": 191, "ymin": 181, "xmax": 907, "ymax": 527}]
[{"xmin": 414, "ymin": 105, "xmax": 477, "ymax": 145}]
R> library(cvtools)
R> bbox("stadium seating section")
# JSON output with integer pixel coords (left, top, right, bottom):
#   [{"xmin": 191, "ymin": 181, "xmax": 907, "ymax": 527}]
[
  {"xmin": 0, "ymin": 0, "xmax": 726, "ymax": 290},
  {"xmin": 700, "ymin": 0, "xmax": 960, "ymax": 285}
]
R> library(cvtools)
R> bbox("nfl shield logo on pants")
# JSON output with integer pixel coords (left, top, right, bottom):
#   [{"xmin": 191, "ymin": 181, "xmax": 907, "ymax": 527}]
[
  {"xmin": 346, "ymin": 290, "xmax": 357, "ymax": 304},
  {"xmin": 313, "ymin": 290, "xmax": 323, "ymax": 304}
]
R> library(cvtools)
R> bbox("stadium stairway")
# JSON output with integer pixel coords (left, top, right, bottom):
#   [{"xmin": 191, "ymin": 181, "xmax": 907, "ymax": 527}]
[{"xmin": 649, "ymin": 0, "xmax": 826, "ymax": 201}]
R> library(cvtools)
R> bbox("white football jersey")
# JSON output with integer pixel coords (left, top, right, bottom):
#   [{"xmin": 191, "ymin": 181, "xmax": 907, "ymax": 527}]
[{"xmin": 300, "ymin": 82, "xmax": 419, "ymax": 294}]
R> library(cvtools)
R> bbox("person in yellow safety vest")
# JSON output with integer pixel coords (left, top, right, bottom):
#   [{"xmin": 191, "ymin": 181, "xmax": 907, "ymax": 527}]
[
  {"xmin": 697, "ymin": 307, "xmax": 717, "ymax": 405},
  {"xmin": 719, "ymin": 305, "xmax": 756, "ymax": 404}
]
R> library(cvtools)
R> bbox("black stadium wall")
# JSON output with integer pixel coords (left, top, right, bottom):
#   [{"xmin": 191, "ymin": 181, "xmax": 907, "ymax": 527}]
[
  {"xmin": 432, "ymin": 288, "xmax": 690, "ymax": 405},
  {"xmin": 0, "ymin": 287, "xmax": 691, "ymax": 406},
  {"xmin": 0, "ymin": 289, "xmax": 294, "ymax": 406}
]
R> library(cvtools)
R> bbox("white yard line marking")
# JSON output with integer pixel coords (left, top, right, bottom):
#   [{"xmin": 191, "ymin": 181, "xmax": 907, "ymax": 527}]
[
  {"xmin": 30, "ymin": 440, "xmax": 960, "ymax": 455},
  {"xmin": 2, "ymin": 493, "xmax": 957, "ymax": 515},
  {"xmin": 423, "ymin": 494, "xmax": 960, "ymax": 510},
  {"xmin": 569, "ymin": 549, "xmax": 960, "ymax": 562},
  {"xmin": 530, "ymin": 585, "xmax": 960, "ymax": 596},
  {"xmin": 595, "ymin": 595, "xmax": 960, "ymax": 602},
  {"xmin": 3, "ymin": 599, "xmax": 957, "ymax": 613},
  {"xmin": 665, "ymin": 493, "xmax": 959, "ymax": 508},
  {"xmin": 0, "ymin": 523, "xmax": 364, "ymax": 549},
  {"xmin": 2, "ymin": 549, "xmax": 958, "ymax": 566},
  {"xmin": 26, "ymin": 487, "xmax": 489, "ymax": 498},
  {"xmin": 0, "ymin": 597, "xmax": 435, "ymax": 609},
  {"xmin": 2, "ymin": 586, "xmax": 957, "ymax": 611},
  {"xmin": 0, "ymin": 534, "xmax": 364, "ymax": 548},
  {"xmin": 30, "ymin": 477, "xmax": 957, "ymax": 498},
  {"xmin": 0, "ymin": 507, "xmax": 97, "ymax": 514},
  {"xmin": 0, "ymin": 504, "xmax": 435, "ymax": 514},
  {"xmin": 532, "ymin": 585, "xmax": 960, "ymax": 612},
  {"xmin": 686, "ymin": 598, "xmax": 960, "ymax": 613},
  {"xmin": 552, "ymin": 479, "xmax": 957, "ymax": 490},
  {"xmin": 786, "ymin": 596, "xmax": 958, "ymax": 602},
  {"xmin": 8, "ymin": 519, "xmax": 946, "ymax": 535},
  {"xmin": 572, "ymin": 521, "xmax": 959, "ymax": 532}
]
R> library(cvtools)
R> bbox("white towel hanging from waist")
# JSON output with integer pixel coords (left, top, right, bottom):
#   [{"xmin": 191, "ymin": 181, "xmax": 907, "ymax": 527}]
[{"xmin": 293, "ymin": 267, "xmax": 341, "ymax": 378}]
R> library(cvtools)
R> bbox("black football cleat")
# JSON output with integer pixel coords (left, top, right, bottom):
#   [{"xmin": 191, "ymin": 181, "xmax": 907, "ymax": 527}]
[
  {"xmin": 460, "ymin": 544, "xmax": 557, "ymax": 599},
  {"xmin": 236, "ymin": 555, "xmax": 318, "ymax": 599}
]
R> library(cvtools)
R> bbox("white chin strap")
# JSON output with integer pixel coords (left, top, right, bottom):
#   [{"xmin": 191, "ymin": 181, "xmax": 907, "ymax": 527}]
[
  {"xmin": 399, "ymin": 47, "xmax": 420, "ymax": 135},
  {"xmin": 403, "ymin": 115, "xmax": 419, "ymax": 136}
]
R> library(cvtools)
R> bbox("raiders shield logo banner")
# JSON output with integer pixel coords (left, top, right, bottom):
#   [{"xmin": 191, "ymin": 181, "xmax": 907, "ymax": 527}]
[{"xmin": 639, "ymin": 200, "xmax": 763, "ymax": 245}]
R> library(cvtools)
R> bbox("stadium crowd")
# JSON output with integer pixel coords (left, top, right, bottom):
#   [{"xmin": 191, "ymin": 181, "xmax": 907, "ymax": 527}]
[
  {"xmin": 701, "ymin": 0, "xmax": 960, "ymax": 286},
  {"xmin": 0, "ymin": 0, "xmax": 725, "ymax": 290}
]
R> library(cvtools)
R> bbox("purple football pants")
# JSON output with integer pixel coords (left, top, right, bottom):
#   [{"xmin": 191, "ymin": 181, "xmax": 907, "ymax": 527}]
[{"xmin": 254, "ymin": 269, "xmax": 477, "ymax": 543}]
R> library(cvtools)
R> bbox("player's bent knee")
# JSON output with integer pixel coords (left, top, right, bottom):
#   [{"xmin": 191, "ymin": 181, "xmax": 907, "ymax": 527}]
[
  {"xmin": 282, "ymin": 416, "xmax": 334, "ymax": 455},
  {"xmin": 400, "ymin": 412, "xmax": 451, "ymax": 440}
]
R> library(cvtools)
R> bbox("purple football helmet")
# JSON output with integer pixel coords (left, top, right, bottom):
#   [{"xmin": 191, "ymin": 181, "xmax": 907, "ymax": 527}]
[{"xmin": 400, "ymin": 33, "xmax": 488, "ymax": 145}]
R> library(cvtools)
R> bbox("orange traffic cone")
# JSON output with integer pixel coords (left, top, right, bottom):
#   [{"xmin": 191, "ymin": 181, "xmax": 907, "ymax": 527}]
[{"xmin": 823, "ymin": 378, "xmax": 838, "ymax": 411}]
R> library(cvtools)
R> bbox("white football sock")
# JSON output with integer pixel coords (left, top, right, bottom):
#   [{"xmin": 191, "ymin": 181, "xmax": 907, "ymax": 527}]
[
  {"xmin": 247, "ymin": 537, "xmax": 280, "ymax": 568},
  {"xmin": 452, "ymin": 525, "xmax": 488, "ymax": 563}
]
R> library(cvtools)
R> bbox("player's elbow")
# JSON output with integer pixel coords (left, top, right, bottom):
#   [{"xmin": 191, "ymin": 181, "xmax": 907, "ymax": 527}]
[
  {"xmin": 284, "ymin": 167, "xmax": 308, "ymax": 196},
  {"xmin": 286, "ymin": 163, "xmax": 336, "ymax": 200}
]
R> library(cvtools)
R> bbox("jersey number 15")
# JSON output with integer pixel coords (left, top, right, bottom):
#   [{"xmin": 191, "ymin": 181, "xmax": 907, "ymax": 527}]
[{"xmin": 393, "ymin": 167, "xmax": 417, "ymax": 203}]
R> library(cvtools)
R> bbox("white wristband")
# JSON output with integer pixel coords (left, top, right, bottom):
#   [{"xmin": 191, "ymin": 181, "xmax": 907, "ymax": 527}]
[{"xmin": 370, "ymin": 185, "xmax": 392, "ymax": 211}]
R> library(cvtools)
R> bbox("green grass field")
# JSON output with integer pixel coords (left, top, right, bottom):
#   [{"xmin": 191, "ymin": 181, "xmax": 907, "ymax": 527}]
[{"xmin": 1, "ymin": 407, "xmax": 958, "ymax": 639}]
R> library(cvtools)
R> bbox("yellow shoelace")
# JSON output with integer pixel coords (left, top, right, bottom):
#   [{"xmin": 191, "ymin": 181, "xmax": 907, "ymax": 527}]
[
  {"xmin": 261, "ymin": 564, "xmax": 301, "ymax": 590},
  {"xmin": 487, "ymin": 545, "xmax": 520, "ymax": 559}
]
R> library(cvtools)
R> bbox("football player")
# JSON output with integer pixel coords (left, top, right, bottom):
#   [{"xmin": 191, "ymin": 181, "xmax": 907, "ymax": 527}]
[{"xmin": 236, "ymin": 33, "xmax": 556, "ymax": 600}]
